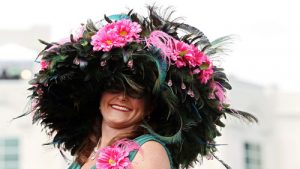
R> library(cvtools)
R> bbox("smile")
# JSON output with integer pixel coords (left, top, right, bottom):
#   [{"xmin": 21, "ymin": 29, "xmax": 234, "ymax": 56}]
[{"xmin": 111, "ymin": 104, "xmax": 132, "ymax": 112}]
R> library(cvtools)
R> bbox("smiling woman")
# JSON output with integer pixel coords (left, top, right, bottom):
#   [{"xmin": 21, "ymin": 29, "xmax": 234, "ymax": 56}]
[
  {"xmin": 21, "ymin": 5, "xmax": 257, "ymax": 169},
  {"xmin": 78, "ymin": 90, "xmax": 171, "ymax": 169},
  {"xmin": 100, "ymin": 91, "xmax": 147, "ymax": 128}
]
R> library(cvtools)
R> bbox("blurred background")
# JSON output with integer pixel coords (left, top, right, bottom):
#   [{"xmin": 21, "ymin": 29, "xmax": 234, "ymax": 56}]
[{"xmin": 1, "ymin": 0, "xmax": 299, "ymax": 169}]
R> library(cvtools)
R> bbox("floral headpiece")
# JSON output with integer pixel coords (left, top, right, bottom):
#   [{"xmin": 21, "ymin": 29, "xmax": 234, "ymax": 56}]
[{"xmin": 27, "ymin": 6, "xmax": 257, "ymax": 169}]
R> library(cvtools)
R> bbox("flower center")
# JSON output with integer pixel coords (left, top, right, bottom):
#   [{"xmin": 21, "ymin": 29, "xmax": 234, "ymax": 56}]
[
  {"xmin": 119, "ymin": 30, "xmax": 128, "ymax": 36},
  {"xmin": 179, "ymin": 50, "xmax": 188, "ymax": 57},
  {"xmin": 109, "ymin": 159, "xmax": 116, "ymax": 166},
  {"xmin": 106, "ymin": 40, "xmax": 112, "ymax": 45}
]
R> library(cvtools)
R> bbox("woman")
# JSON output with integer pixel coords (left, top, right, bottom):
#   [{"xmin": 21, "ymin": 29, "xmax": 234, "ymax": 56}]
[
  {"xmin": 25, "ymin": 6, "xmax": 257, "ymax": 169},
  {"xmin": 78, "ymin": 90, "xmax": 172, "ymax": 169}
]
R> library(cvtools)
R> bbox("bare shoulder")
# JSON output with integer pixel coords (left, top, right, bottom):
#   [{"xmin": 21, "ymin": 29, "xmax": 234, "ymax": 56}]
[{"xmin": 132, "ymin": 141, "xmax": 171, "ymax": 169}]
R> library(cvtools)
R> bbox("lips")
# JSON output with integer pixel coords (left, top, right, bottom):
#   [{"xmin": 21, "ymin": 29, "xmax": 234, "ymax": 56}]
[{"xmin": 110, "ymin": 104, "xmax": 132, "ymax": 112}]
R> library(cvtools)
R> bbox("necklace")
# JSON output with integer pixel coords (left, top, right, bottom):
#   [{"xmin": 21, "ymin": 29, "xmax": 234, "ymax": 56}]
[{"xmin": 90, "ymin": 138, "xmax": 101, "ymax": 160}]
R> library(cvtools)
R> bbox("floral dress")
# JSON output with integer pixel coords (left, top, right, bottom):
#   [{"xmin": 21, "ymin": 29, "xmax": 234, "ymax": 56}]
[{"xmin": 68, "ymin": 134, "xmax": 173, "ymax": 169}]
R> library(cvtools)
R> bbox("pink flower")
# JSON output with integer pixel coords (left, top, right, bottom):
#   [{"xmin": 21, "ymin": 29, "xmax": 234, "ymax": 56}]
[
  {"xmin": 199, "ymin": 68, "xmax": 213, "ymax": 84},
  {"xmin": 40, "ymin": 60, "xmax": 48, "ymax": 70},
  {"xmin": 175, "ymin": 59, "xmax": 186, "ymax": 68},
  {"xmin": 198, "ymin": 55, "xmax": 214, "ymax": 84},
  {"xmin": 91, "ymin": 30, "xmax": 120, "ymax": 51},
  {"xmin": 200, "ymin": 55, "xmax": 213, "ymax": 70},
  {"xmin": 145, "ymin": 31, "xmax": 207, "ymax": 69},
  {"xmin": 191, "ymin": 45, "xmax": 206, "ymax": 66},
  {"xmin": 192, "ymin": 68, "xmax": 201, "ymax": 74},
  {"xmin": 145, "ymin": 31, "xmax": 214, "ymax": 83},
  {"xmin": 97, "ymin": 146, "xmax": 130, "ymax": 169},
  {"xmin": 172, "ymin": 42, "xmax": 208, "ymax": 68},
  {"xmin": 172, "ymin": 41, "xmax": 190, "ymax": 60},
  {"xmin": 91, "ymin": 19, "xmax": 141, "ymax": 52},
  {"xmin": 172, "ymin": 41, "xmax": 194, "ymax": 68},
  {"xmin": 114, "ymin": 19, "xmax": 141, "ymax": 44},
  {"xmin": 96, "ymin": 139, "xmax": 140, "ymax": 169}
]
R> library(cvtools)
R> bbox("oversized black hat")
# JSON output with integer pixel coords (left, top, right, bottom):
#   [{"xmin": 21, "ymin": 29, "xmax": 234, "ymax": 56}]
[{"xmin": 25, "ymin": 6, "xmax": 257, "ymax": 169}]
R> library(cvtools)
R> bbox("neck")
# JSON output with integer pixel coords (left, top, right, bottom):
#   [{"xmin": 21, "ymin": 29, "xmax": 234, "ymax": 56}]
[{"xmin": 100, "ymin": 122, "xmax": 134, "ymax": 148}]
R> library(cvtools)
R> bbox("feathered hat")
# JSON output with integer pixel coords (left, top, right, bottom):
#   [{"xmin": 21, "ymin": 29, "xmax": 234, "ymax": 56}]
[{"xmin": 26, "ymin": 6, "xmax": 257, "ymax": 169}]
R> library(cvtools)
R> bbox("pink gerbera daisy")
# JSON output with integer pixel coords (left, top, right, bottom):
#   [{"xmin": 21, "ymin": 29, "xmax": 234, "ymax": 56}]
[
  {"xmin": 190, "ymin": 45, "xmax": 206, "ymax": 66},
  {"xmin": 198, "ymin": 55, "xmax": 214, "ymax": 84},
  {"xmin": 114, "ymin": 19, "xmax": 141, "ymax": 45},
  {"xmin": 172, "ymin": 41, "xmax": 194, "ymax": 68},
  {"xmin": 96, "ymin": 139, "xmax": 140, "ymax": 169},
  {"xmin": 91, "ymin": 19, "xmax": 141, "ymax": 52},
  {"xmin": 199, "ymin": 68, "xmax": 213, "ymax": 84},
  {"xmin": 97, "ymin": 146, "xmax": 130, "ymax": 169},
  {"xmin": 91, "ymin": 30, "xmax": 119, "ymax": 52}
]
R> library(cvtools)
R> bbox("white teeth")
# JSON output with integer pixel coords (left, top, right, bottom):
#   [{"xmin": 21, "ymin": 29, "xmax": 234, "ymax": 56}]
[{"xmin": 111, "ymin": 105, "xmax": 130, "ymax": 111}]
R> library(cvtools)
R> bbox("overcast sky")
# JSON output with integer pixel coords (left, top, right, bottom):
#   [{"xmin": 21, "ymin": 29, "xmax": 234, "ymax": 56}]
[{"xmin": 1, "ymin": 0, "xmax": 299, "ymax": 92}]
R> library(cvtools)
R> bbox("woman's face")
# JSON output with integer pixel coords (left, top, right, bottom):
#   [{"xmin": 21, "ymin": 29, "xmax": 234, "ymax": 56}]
[{"xmin": 100, "ymin": 91, "xmax": 147, "ymax": 129}]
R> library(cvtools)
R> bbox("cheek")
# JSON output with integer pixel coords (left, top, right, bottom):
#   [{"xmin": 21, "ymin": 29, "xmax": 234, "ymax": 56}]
[
  {"xmin": 132, "ymin": 101, "xmax": 146, "ymax": 119},
  {"xmin": 132, "ymin": 109, "xmax": 143, "ymax": 122},
  {"xmin": 99, "ymin": 102, "xmax": 106, "ymax": 116}
]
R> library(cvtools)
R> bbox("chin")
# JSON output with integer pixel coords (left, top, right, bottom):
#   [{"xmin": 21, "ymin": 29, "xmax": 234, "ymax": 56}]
[{"xmin": 105, "ymin": 119, "xmax": 133, "ymax": 128}]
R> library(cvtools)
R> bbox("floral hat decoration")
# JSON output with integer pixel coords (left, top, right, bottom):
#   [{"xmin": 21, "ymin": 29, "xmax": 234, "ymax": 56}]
[{"xmin": 25, "ymin": 6, "xmax": 257, "ymax": 169}]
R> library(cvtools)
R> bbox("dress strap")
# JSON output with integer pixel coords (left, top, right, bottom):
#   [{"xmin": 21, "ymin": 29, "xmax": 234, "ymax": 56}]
[
  {"xmin": 67, "ymin": 162, "xmax": 81, "ymax": 169},
  {"xmin": 129, "ymin": 134, "xmax": 173, "ymax": 168}
]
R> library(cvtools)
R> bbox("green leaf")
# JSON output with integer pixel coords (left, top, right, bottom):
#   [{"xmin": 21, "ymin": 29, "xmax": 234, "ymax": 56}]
[
  {"xmin": 28, "ymin": 79, "xmax": 38, "ymax": 85},
  {"xmin": 223, "ymin": 103, "xmax": 230, "ymax": 108},
  {"xmin": 86, "ymin": 19, "xmax": 98, "ymax": 32},
  {"xmin": 200, "ymin": 63, "xmax": 209, "ymax": 70},
  {"xmin": 101, "ymin": 52, "xmax": 110, "ymax": 60},
  {"xmin": 80, "ymin": 39, "xmax": 88, "ymax": 46}
]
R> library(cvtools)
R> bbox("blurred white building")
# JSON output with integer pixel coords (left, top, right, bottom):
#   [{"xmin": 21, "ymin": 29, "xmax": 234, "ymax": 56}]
[
  {"xmin": 197, "ymin": 77, "xmax": 300, "ymax": 169},
  {"xmin": 0, "ymin": 26, "xmax": 68, "ymax": 169},
  {"xmin": 0, "ymin": 80, "xmax": 68, "ymax": 169}
]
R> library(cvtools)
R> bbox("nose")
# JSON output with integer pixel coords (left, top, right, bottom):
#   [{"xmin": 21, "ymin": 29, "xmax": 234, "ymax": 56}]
[{"xmin": 117, "ymin": 91, "xmax": 127, "ymax": 101}]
